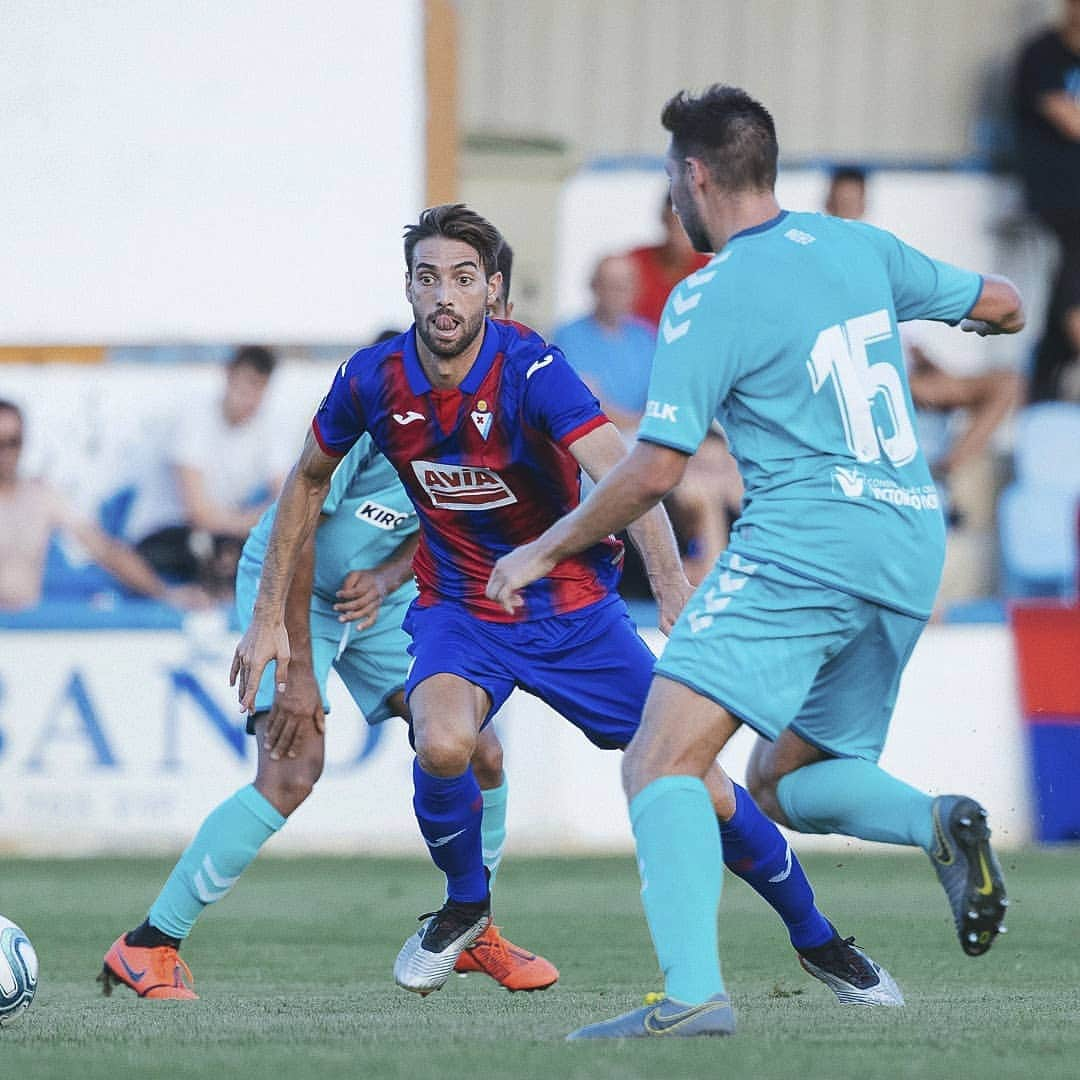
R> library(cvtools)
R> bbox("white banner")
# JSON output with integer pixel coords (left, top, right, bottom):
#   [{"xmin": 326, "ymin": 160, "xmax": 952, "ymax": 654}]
[{"xmin": 0, "ymin": 622, "xmax": 1031, "ymax": 855}]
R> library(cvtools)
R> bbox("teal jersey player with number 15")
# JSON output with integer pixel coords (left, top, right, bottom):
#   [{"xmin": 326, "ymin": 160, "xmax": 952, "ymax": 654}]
[{"xmin": 488, "ymin": 84, "xmax": 1022, "ymax": 1040}]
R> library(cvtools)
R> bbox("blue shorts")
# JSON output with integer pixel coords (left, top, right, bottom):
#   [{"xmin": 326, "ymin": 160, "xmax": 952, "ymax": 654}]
[
  {"xmin": 235, "ymin": 555, "xmax": 412, "ymax": 727},
  {"xmin": 402, "ymin": 595, "xmax": 654, "ymax": 749},
  {"xmin": 655, "ymin": 552, "xmax": 926, "ymax": 761}
]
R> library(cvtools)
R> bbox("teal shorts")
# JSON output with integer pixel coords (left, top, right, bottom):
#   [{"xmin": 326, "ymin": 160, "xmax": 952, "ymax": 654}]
[
  {"xmin": 235, "ymin": 556, "xmax": 413, "ymax": 726},
  {"xmin": 654, "ymin": 551, "xmax": 926, "ymax": 761}
]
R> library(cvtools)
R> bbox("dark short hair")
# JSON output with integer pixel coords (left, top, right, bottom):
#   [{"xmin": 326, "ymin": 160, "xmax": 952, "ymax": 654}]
[
  {"xmin": 229, "ymin": 345, "xmax": 277, "ymax": 377},
  {"xmin": 830, "ymin": 165, "xmax": 867, "ymax": 188},
  {"xmin": 495, "ymin": 238, "xmax": 514, "ymax": 305},
  {"xmin": 403, "ymin": 204, "xmax": 501, "ymax": 278},
  {"xmin": 661, "ymin": 85, "xmax": 778, "ymax": 193},
  {"xmin": 0, "ymin": 398, "xmax": 23, "ymax": 423}
]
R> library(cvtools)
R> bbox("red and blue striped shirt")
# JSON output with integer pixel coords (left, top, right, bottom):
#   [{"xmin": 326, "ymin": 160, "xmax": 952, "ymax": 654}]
[{"xmin": 313, "ymin": 319, "xmax": 623, "ymax": 621}]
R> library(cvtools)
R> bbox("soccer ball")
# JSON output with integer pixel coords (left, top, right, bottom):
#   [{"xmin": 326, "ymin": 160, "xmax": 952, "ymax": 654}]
[{"xmin": 0, "ymin": 917, "xmax": 38, "ymax": 1024}]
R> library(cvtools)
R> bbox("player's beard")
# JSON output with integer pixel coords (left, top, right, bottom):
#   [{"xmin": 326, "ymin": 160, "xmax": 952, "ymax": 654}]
[
  {"xmin": 415, "ymin": 308, "xmax": 486, "ymax": 359},
  {"xmin": 676, "ymin": 200, "xmax": 712, "ymax": 255}
]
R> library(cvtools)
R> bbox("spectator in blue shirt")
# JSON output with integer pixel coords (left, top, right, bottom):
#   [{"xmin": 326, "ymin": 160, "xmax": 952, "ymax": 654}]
[
  {"xmin": 555, "ymin": 256, "xmax": 656, "ymax": 434},
  {"xmin": 555, "ymin": 256, "xmax": 740, "ymax": 583}
]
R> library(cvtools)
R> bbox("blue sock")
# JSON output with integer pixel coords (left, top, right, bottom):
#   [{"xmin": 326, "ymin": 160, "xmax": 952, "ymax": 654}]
[
  {"xmin": 412, "ymin": 760, "xmax": 488, "ymax": 903},
  {"xmin": 777, "ymin": 758, "xmax": 934, "ymax": 850},
  {"xmin": 720, "ymin": 783, "xmax": 833, "ymax": 951},
  {"xmin": 631, "ymin": 776, "xmax": 725, "ymax": 1005},
  {"xmin": 480, "ymin": 777, "xmax": 508, "ymax": 886},
  {"xmin": 149, "ymin": 785, "xmax": 285, "ymax": 939}
]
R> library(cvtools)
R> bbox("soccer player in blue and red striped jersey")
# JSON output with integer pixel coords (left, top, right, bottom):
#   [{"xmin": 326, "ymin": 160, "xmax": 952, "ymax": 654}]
[{"xmin": 233, "ymin": 205, "xmax": 900, "ymax": 1005}]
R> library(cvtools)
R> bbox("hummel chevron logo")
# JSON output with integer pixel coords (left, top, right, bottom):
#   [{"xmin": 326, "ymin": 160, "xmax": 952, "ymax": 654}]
[
  {"xmin": 703, "ymin": 587, "xmax": 731, "ymax": 614},
  {"xmin": 717, "ymin": 570, "xmax": 750, "ymax": 593},
  {"xmin": 728, "ymin": 554, "xmax": 758, "ymax": 575},
  {"xmin": 526, "ymin": 355, "xmax": 554, "ymax": 379},
  {"xmin": 427, "ymin": 828, "xmax": 466, "ymax": 848},
  {"xmin": 339, "ymin": 359, "xmax": 349, "ymax": 377},
  {"xmin": 194, "ymin": 854, "xmax": 240, "ymax": 903},
  {"xmin": 671, "ymin": 291, "xmax": 701, "ymax": 317},
  {"xmin": 661, "ymin": 317, "xmax": 690, "ymax": 344},
  {"xmin": 393, "ymin": 411, "xmax": 425, "ymax": 426},
  {"xmin": 684, "ymin": 267, "xmax": 717, "ymax": 289}
]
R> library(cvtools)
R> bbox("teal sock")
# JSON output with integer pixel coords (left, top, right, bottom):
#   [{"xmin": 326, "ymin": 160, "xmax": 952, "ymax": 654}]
[
  {"xmin": 630, "ymin": 776, "xmax": 724, "ymax": 1005},
  {"xmin": 480, "ymin": 778, "xmax": 508, "ymax": 886},
  {"xmin": 777, "ymin": 758, "xmax": 934, "ymax": 850},
  {"xmin": 148, "ymin": 785, "xmax": 286, "ymax": 939}
]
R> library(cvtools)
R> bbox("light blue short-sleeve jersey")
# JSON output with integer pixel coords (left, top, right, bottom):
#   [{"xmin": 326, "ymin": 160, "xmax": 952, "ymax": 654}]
[
  {"xmin": 243, "ymin": 435, "xmax": 418, "ymax": 607},
  {"xmin": 637, "ymin": 210, "xmax": 982, "ymax": 619}
]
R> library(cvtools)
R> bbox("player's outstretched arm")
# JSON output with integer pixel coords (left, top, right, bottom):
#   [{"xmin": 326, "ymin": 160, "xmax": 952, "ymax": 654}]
[
  {"xmin": 571, "ymin": 423, "xmax": 692, "ymax": 633},
  {"xmin": 231, "ymin": 430, "xmax": 338, "ymax": 713},
  {"xmin": 486, "ymin": 434, "xmax": 687, "ymax": 617},
  {"xmin": 263, "ymin": 526, "xmax": 325, "ymax": 761},
  {"xmin": 960, "ymin": 274, "xmax": 1025, "ymax": 337}
]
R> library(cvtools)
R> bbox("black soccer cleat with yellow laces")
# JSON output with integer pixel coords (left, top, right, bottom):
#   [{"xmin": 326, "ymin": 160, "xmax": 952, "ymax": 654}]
[{"xmin": 929, "ymin": 795, "xmax": 1008, "ymax": 957}]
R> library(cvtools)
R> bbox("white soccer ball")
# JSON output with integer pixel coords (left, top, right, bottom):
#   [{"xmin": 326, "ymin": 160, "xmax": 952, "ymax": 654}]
[{"xmin": 0, "ymin": 916, "xmax": 38, "ymax": 1024}]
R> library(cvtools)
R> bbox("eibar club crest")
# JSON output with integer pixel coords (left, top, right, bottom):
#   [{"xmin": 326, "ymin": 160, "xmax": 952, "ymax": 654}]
[{"xmin": 470, "ymin": 399, "xmax": 493, "ymax": 440}]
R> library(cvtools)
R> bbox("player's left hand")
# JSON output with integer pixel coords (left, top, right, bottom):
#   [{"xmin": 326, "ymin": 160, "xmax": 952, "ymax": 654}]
[
  {"xmin": 651, "ymin": 573, "xmax": 695, "ymax": 635},
  {"xmin": 264, "ymin": 662, "xmax": 325, "ymax": 761},
  {"xmin": 231, "ymin": 618, "xmax": 291, "ymax": 715},
  {"xmin": 486, "ymin": 543, "xmax": 557, "ymax": 616},
  {"xmin": 334, "ymin": 568, "xmax": 390, "ymax": 630}
]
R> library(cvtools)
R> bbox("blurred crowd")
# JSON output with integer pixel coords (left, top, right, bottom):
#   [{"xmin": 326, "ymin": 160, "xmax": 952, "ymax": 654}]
[{"xmin": 3, "ymin": 2, "xmax": 1080, "ymax": 624}]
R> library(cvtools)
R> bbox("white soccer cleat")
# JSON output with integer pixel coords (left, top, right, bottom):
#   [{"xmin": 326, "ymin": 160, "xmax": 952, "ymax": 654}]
[
  {"xmin": 394, "ymin": 900, "xmax": 491, "ymax": 996},
  {"xmin": 798, "ymin": 930, "xmax": 905, "ymax": 1007}
]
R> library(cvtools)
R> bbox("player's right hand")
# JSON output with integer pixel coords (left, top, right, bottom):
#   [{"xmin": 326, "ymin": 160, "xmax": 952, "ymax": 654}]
[
  {"xmin": 263, "ymin": 663, "xmax": 325, "ymax": 760},
  {"xmin": 230, "ymin": 619, "xmax": 291, "ymax": 715},
  {"xmin": 333, "ymin": 568, "xmax": 389, "ymax": 629}
]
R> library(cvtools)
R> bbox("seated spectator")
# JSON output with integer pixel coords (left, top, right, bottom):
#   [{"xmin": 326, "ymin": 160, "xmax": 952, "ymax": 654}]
[
  {"xmin": 0, "ymin": 399, "xmax": 205, "ymax": 613},
  {"xmin": 907, "ymin": 339, "xmax": 1021, "ymax": 492},
  {"xmin": 555, "ymin": 256, "xmax": 741, "ymax": 583},
  {"xmin": 128, "ymin": 345, "xmax": 288, "ymax": 597},
  {"xmin": 625, "ymin": 194, "xmax": 711, "ymax": 329}
]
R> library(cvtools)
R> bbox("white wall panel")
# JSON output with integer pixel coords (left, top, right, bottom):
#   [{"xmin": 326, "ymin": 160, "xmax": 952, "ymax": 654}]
[
  {"xmin": 460, "ymin": 0, "xmax": 1058, "ymax": 161},
  {"xmin": 0, "ymin": 1, "xmax": 423, "ymax": 342}
]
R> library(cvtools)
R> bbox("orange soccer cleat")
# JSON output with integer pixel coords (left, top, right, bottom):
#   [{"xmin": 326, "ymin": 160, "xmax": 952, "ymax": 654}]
[
  {"xmin": 99, "ymin": 934, "xmax": 198, "ymax": 1000},
  {"xmin": 453, "ymin": 923, "xmax": 559, "ymax": 992}
]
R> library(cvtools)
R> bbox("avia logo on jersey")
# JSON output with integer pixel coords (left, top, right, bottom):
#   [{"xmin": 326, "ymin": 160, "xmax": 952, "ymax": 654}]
[
  {"xmin": 411, "ymin": 460, "xmax": 517, "ymax": 511},
  {"xmin": 355, "ymin": 500, "xmax": 411, "ymax": 530},
  {"xmin": 646, "ymin": 400, "xmax": 679, "ymax": 423}
]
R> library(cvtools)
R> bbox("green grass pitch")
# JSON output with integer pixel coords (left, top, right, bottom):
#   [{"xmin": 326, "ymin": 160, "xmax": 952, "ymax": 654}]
[{"xmin": 0, "ymin": 850, "xmax": 1077, "ymax": 1079}]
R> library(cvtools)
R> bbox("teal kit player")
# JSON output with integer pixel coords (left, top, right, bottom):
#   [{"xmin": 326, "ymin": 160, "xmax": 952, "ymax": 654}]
[
  {"xmin": 488, "ymin": 85, "xmax": 1023, "ymax": 1039},
  {"xmin": 101, "ymin": 264, "xmax": 560, "ymax": 1000}
]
